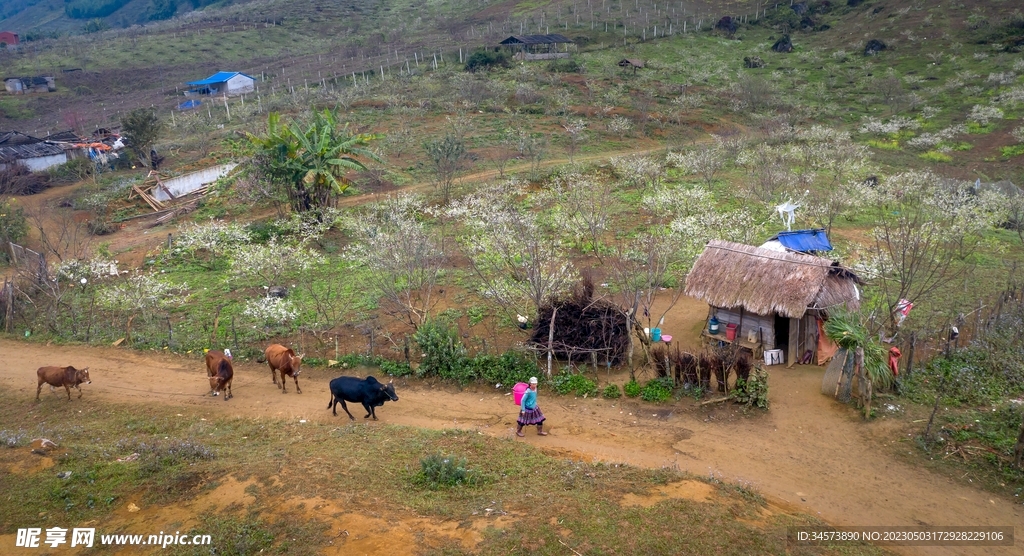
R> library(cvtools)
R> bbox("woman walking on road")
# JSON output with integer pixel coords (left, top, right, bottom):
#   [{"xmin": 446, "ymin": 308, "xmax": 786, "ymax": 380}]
[{"xmin": 517, "ymin": 377, "xmax": 548, "ymax": 436}]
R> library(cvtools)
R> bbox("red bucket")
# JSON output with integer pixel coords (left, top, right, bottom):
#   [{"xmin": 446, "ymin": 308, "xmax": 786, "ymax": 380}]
[
  {"xmin": 513, "ymin": 382, "xmax": 529, "ymax": 405},
  {"xmin": 725, "ymin": 323, "xmax": 738, "ymax": 341}
]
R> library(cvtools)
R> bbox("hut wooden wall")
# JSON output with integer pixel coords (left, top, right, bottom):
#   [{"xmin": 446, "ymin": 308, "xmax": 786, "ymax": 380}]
[{"xmin": 712, "ymin": 307, "xmax": 776, "ymax": 347}]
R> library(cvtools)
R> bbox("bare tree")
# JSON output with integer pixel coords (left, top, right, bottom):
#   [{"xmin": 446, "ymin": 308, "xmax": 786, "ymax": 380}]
[
  {"xmin": 864, "ymin": 171, "xmax": 994, "ymax": 335},
  {"xmin": 29, "ymin": 205, "xmax": 93, "ymax": 263},
  {"xmin": 611, "ymin": 233, "xmax": 685, "ymax": 375},
  {"xmin": 345, "ymin": 197, "xmax": 446, "ymax": 328},
  {"xmin": 736, "ymin": 142, "xmax": 793, "ymax": 203},
  {"xmin": 424, "ymin": 134, "xmax": 466, "ymax": 204},
  {"xmin": 562, "ymin": 119, "xmax": 588, "ymax": 164}
]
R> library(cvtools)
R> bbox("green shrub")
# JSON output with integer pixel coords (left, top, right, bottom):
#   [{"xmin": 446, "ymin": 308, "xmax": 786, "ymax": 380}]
[
  {"xmin": 0, "ymin": 198, "xmax": 28, "ymax": 260},
  {"xmin": 900, "ymin": 349, "xmax": 1017, "ymax": 406},
  {"xmin": 376, "ymin": 357, "xmax": 413, "ymax": 377},
  {"xmin": 919, "ymin": 150, "xmax": 953, "ymax": 163},
  {"xmin": 623, "ymin": 379, "xmax": 641, "ymax": 398},
  {"xmin": 415, "ymin": 453, "xmax": 480, "ymax": 489},
  {"xmin": 245, "ymin": 220, "xmax": 290, "ymax": 244},
  {"xmin": 547, "ymin": 58, "xmax": 584, "ymax": 73},
  {"xmin": 603, "ymin": 384, "xmax": 621, "ymax": 398},
  {"xmin": 1000, "ymin": 144, "xmax": 1024, "ymax": 157},
  {"xmin": 472, "ymin": 350, "xmax": 538, "ymax": 387},
  {"xmin": 966, "ymin": 122, "xmax": 995, "ymax": 134},
  {"xmin": 640, "ymin": 377, "xmax": 674, "ymax": 402},
  {"xmin": 48, "ymin": 157, "xmax": 94, "ymax": 184},
  {"xmin": 464, "ymin": 49, "xmax": 510, "ymax": 72},
  {"xmin": 733, "ymin": 367, "xmax": 770, "ymax": 409},
  {"xmin": 551, "ymin": 370, "xmax": 599, "ymax": 397},
  {"xmin": 413, "ymin": 320, "xmax": 471, "ymax": 381}
]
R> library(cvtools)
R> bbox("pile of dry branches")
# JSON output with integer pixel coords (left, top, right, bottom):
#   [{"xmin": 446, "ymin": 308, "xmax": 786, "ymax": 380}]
[{"xmin": 529, "ymin": 275, "xmax": 630, "ymax": 366}]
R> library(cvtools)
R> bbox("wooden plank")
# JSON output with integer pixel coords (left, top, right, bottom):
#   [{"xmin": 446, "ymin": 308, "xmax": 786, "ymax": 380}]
[{"xmin": 788, "ymin": 317, "xmax": 799, "ymax": 367}]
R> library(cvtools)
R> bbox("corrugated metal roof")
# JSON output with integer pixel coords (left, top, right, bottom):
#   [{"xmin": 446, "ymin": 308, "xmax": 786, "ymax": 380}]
[
  {"xmin": 0, "ymin": 142, "xmax": 66, "ymax": 163},
  {"xmin": 186, "ymin": 71, "xmax": 256, "ymax": 86},
  {"xmin": 766, "ymin": 229, "xmax": 833, "ymax": 253},
  {"xmin": 500, "ymin": 34, "xmax": 573, "ymax": 45},
  {"xmin": 0, "ymin": 131, "xmax": 42, "ymax": 146}
]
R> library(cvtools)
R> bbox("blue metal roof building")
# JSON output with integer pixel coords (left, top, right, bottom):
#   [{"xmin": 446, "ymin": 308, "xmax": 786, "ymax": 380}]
[{"xmin": 185, "ymin": 72, "xmax": 256, "ymax": 96}]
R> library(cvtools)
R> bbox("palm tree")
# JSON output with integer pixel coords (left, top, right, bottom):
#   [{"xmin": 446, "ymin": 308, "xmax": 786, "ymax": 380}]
[{"xmin": 248, "ymin": 110, "xmax": 380, "ymax": 213}]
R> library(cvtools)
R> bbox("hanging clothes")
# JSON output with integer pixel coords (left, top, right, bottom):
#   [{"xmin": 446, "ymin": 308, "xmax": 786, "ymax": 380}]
[
  {"xmin": 817, "ymin": 318, "xmax": 839, "ymax": 366},
  {"xmin": 888, "ymin": 346, "xmax": 902, "ymax": 376}
]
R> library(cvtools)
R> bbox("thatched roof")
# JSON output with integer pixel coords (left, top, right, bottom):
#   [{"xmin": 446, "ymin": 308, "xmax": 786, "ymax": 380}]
[{"xmin": 684, "ymin": 240, "xmax": 861, "ymax": 319}]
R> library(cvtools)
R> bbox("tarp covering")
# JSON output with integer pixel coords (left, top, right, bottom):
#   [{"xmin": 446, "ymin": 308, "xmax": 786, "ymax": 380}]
[
  {"xmin": 178, "ymin": 99, "xmax": 202, "ymax": 110},
  {"xmin": 769, "ymin": 229, "xmax": 833, "ymax": 253}
]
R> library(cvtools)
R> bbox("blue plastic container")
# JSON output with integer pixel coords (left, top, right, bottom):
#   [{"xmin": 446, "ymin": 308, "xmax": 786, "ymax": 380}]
[{"xmin": 651, "ymin": 328, "xmax": 662, "ymax": 342}]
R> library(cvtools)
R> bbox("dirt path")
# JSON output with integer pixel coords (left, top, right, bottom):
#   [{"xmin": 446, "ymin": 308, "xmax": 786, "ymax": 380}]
[{"xmin": 2, "ymin": 338, "xmax": 1020, "ymax": 555}]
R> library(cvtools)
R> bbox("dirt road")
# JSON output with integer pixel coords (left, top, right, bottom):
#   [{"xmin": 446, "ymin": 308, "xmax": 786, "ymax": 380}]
[{"xmin": 2, "ymin": 338, "xmax": 1020, "ymax": 555}]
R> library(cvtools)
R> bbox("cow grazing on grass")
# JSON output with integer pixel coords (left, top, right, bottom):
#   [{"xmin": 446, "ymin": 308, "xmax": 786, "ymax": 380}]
[
  {"xmin": 208, "ymin": 357, "xmax": 233, "ymax": 401},
  {"xmin": 327, "ymin": 376, "xmax": 398, "ymax": 420},
  {"xmin": 36, "ymin": 366, "xmax": 91, "ymax": 401},
  {"xmin": 204, "ymin": 349, "xmax": 232, "ymax": 395},
  {"xmin": 262, "ymin": 344, "xmax": 303, "ymax": 393}
]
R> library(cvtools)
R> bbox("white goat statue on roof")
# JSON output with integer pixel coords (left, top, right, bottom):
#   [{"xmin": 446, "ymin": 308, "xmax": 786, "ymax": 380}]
[{"xmin": 776, "ymin": 199, "xmax": 800, "ymax": 231}]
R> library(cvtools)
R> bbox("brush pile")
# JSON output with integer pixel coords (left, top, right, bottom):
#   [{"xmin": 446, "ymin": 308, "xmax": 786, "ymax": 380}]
[
  {"xmin": 0, "ymin": 163, "xmax": 49, "ymax": 195},
  {"xmin": 528, "ymin": 275, "xmax": 630, "ymax": 366}
]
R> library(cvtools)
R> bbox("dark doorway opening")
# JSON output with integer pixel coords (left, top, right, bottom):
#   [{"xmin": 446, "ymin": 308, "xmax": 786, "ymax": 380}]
[{"xmin": 774, "ymin": 314, "xmax": 789, "ymax": 350}]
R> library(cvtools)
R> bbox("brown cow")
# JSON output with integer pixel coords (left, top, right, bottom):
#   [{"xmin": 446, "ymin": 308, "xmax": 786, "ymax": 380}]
[
  {"xmin": 205, "ymin": 349, "xmax": 233, "ymax": 397},
  {"xmin": 263, "ymin": 344, "xmax": 303, "ymax": 394},
  {"xmin": 36, "ymin": 366, "xmax": 91, "ymax": 401},
  {"xmin": 208, "ymin": 357, "xmax": 233, "ymax": 401}
]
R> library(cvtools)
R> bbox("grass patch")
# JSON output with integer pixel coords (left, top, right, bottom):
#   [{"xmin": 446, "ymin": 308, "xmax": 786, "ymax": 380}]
[
  {"xmin": 866, "ymin": 139, "xmax": 901, "ymax": 151},
  {"xmin": 919, "ymin": 150, "xmax": 953, "ymax": 163},
  {"xmin": 1000, "ymin": 144, "xmax": 1024, "ymax": 157},
  {"xmin": 0, "ymin": 390, "xmax": 879, "ymax": 555}
]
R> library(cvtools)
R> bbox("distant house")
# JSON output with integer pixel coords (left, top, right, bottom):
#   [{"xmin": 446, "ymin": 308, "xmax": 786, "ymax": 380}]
[
  {"xmin": 499, "ymin": 34, "xmax": 573, "ymax": 60},
  {"xmin": 0, "ymin": 31, "xmax": 18, "ymax": 46},
  {"xmin": 0, "ymin": 131, "xmax": 68, "ymax": 172},
  {"xmin": 185, "ymin": 71, "xmax": 256, "ymax": 97},
  {"xmin": 4, "ymin": 76, "xmax": 56, "ymax": 94},
  {"xmin": 618, "ymin": 58, "xmax": 645, "ymax": 74}
]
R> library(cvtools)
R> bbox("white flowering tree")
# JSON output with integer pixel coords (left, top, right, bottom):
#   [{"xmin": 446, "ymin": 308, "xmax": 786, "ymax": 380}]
[
  {"xmin": 242, "ymin": 296, "xmax": 298, "ymax": 328},
  {"xmin": 229, "ymin": 238, "xmax": 325, "ymax": 288},
  {"xmin": 562, "ymin": 119, "xmax": 588, "ymax": 164},
  {"xmin": 736, "ymin": 142, "xmax": 796, "ymax": 203},
  {"xmin": 450, "ymin": 182, "xmax": 575, "ymax": 324},
  {"xmin": 667, "ymin": 142, "xmax": 725, "ymax": 186},
  {"xmin": 97, "ymin": 272, "xmax": 189, "ymax": 343},
  {"xmin": 861, "ymin": 170, "xmax": 1002, "ymax": 334},
  {"xmin": 344, "ymin": 196, "xmax": 446, "ymax": 328},
  {"xmin": 790, "ymin": 126, "xmax": 874, "ymax": 234},
  {"xmin": 170, "ymin": 220, "xmax": 252, "ymax": 268},
  {"xmin": 545, "ymin": 171, "xmax": 614, "ymax": 260},
  {"xmin": 610, "ymin": 154, "xmax": 664, "ymax": 194}
]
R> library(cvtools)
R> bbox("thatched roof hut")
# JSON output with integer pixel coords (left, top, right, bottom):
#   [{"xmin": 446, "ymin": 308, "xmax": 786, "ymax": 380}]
[{"xmin": 684, "ymin": 240, "xmax": 862, "ymax": 366}]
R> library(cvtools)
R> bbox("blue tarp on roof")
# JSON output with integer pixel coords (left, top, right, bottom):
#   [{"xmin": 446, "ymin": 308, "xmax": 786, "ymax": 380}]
[
  {"xmin": 186, "ymin": 72, "xmax": 255, "ymax": 86},
  {"xmin": 772, "ymin": 229, "xmax": 833, "ymax": 252},
  {"xmin": 178, "ymin": 99, "xmax": 201, "ymax": 110}
]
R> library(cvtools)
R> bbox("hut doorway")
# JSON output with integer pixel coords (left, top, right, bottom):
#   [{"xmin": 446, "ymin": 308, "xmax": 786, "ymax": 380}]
[{"xmin": 773, "ymin": 314, "xmax": 790, "ymax": 349}]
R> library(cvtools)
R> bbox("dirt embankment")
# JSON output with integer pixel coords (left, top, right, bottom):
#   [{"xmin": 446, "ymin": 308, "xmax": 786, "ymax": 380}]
[{"xmin": 1, "ymin": 338, "xmax": 1021, "ymax": 556}]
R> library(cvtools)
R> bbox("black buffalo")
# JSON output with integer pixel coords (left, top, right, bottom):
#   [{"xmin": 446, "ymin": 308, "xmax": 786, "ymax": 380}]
[{"xmin": 327, "ymin": 376, "xmax": 398, "ymax": 420}]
